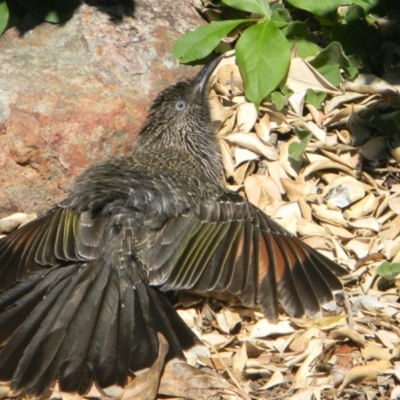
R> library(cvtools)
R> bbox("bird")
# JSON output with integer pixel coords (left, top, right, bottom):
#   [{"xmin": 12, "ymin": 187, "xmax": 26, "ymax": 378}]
[{"xmin": 0, "ymin": 55, "xmax": 348, "ymax": 398}]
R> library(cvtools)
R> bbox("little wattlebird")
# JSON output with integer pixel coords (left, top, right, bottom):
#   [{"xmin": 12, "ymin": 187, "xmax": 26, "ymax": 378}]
[{"xmin": 0, "ymin": 56, "xmax": 347, "ymax": 398}]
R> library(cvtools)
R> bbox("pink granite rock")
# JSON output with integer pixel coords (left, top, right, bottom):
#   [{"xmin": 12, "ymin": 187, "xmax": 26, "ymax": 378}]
[{"xmin": 0, "ymin": 0, "xmax": 204, "ymax": 216}]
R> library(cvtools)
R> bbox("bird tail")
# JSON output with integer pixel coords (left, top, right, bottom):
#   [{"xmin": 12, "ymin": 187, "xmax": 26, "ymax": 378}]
[{"xmin": 0, "ymin": 261, "xmax": 197, "ymax": 398}]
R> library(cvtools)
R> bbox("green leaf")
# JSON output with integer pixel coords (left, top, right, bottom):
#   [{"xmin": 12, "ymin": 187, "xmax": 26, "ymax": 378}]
[
  {"xmin": 286, "ymin": 0, "xmax": 348, "ymax": 18},
  {"xmin": 18, "ymin": 0, "xmax": 80, "ymax": 23},
  {"xmin": 358, "ymin": 108, "xmax": 400, "ymax": 136},
  {"xmin": 310, "ymin": 42, "xmax": 352, "ymax": 87},
  {"xmin": 0, "ymin": 1, "xmax": 9, "ymax": 35},
  {"xmin": 282, "ymin": 21, "xmax": 320, "ymax": 58},
  {"xmin": 331, "ymin": 7, "xmax": 382, "ymax": 57},
  {"xmin": 289, "ymin": 126, "xmax": 312, "ymax": 161},
  {"xmin": 271, "ymin": 3, "xmax": 291, "ymax": 25},
  {"xmin": 236, "ymin": 19, "xmax": 290, "ymax": 107},
  {"xmin": 290, "ymin": 39, "xmax": 320, "ymax": 58},
  {"xmin": 173, "ymin": 19, "xmax": 250, "ymax": 63},
  {"xmin": 317, "ymin": 64, "xmax": 342, "ymax": 87},
  {"xmin": 310, "ymin": 41, "xmax": 351, "ymax": 69},
  {"xmin": 389, "ymin": 96, "xmax": 400, "ymax": 109},
  {"xmin": 270, "ymin": 86, "xmax": 293, "ymax": 110},
  {"xmin": 305, "ymin": 89, "xmax": 327, "ymax": 109},
  {"xmin": 353, "ymin": 0, "xmax": 391, "ymax": 15},
  {"xmin": 344, "ymin": 3, "xmax": 365, "ymax": 22},
  {"xmin": 282, "ymin": 21, "xmax": 308, "ymax": 38},
  {"xmin": 270, "ymin": 92, "xmax": 286, "ymax": 110},
  {"xmin": 377, "ymin": 261, "xmax": 400, "ymax": 281},
  {"xmin": 222, "ymin": 0, "xmax": 270, "ymax": 16}
]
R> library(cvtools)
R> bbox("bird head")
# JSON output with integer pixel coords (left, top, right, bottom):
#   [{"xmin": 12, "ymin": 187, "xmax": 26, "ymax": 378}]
[{"xmin": 136, "ymin": 56, "xmax": 224, "ymax": 184}]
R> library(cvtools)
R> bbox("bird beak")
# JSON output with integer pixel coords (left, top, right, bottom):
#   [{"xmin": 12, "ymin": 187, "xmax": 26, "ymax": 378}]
[{"xmin": 195, "ymin": 55, "xmax": 224, "ymax": 95}]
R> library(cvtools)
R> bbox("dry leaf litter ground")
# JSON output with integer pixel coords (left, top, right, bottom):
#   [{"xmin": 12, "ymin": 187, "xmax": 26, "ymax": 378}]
[{"xmin": 0, "ymin": 54, "xmax": 399, "ymax": 400}]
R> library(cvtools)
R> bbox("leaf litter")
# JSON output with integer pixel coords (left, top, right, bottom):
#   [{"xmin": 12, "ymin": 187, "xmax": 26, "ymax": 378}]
[{"xmin": 1, "ymin": 54, "xmax": 400, "ymax": 400}]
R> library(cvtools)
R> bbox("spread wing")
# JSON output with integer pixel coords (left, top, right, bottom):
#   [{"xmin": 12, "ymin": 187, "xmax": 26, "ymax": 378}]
[
  {"xmin": 0, "ymin": 207, "xmax": 102, "ymax": 291},
  {"xmin": 0, "ymin": 205, "xmax": 198, "ymax": 396},
  {"xmin": 148, "ymin": 191, "xmax": 348, "ymax": 321},
  {"xmin": 0, "ymin": 189, "xmax": 347, "ymax": 322}
]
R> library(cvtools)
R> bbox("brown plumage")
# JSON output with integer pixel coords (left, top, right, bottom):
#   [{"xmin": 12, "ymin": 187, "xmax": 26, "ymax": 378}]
[{"xmin": 0, "ymin": 57, "xmax": 347, "ymax": 398}]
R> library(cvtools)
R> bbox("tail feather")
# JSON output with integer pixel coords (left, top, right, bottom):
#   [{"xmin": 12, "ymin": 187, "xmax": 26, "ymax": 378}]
[
  {"xmin": 58, "ymin": 266, "xmax": 125, "ymax": 394},
  {"xmin": 92, "ymin": 270, "xmax": 134, "ymax": 389},
  {"xmin": 0, "ymin": 263, "xmax": 198, "ymax": 398},
  {"xmin": 0, "ymin": 272, "xmax": 48, "ymax": 345},
  {"xmin": 22, "ymin": 264, "xmax": 109, "ymax": 397},
  {"xmin": 0, "ymin": 267, "xmax": 77, "ymax": 383}
]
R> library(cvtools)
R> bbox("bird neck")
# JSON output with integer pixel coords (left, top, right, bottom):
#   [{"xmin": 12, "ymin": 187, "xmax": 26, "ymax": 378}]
[
  {"xmin": 135, "ymin": 122, "xmax": 224, "ymax": 186},
  {"xmin": 185, "ymin": 124, "xmax": 225, "ymax": 185}
]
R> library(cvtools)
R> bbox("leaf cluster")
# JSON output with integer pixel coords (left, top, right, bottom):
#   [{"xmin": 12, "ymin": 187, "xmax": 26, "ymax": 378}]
[
  {"xmin": 0, "ymin": 0, "xmax": 134, "ymax": 35},
  {"xmin": 0, "ymin": 0, "xmax": 80, "ymax": 32},
  {"xmin": 173, "ymin": 0, "xmax": 399, "ymax": 107}
]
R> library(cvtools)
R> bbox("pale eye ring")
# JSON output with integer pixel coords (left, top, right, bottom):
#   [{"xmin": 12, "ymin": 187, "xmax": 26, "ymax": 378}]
[{"xmin": 175, "ymin": 100, "xmax": 187, "ymax": 111}]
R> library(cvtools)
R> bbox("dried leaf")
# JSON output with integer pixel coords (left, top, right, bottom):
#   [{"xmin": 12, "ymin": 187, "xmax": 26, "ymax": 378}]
[
  {"xmin": 286, "ymin": 58, "xmax": 339, "ymax": 95},
  {"xmin": 288, "ymin": 90, "xmax": 306, "ymax": 115},
  {"xmin": 375, "ymin": 330, "xmax": 397, "ymax": 350},
  {"xmin": 158, "ymin": 360, "xmax": 235, "ymax": 399},
  {"xmin": 346, "ymin": 238, "xmax": 372, "ymax": 259},
  {"xmin": 267, "ymin": 160, "xmax": 286, "ymax": 194},
  {"xmin": 296, "ymin": 121, "xmax": 326, "ymax": 142},
  {"xmin": 123, "ymin": 333, "xmax": 169, "ymax": 400},
  {"xmin": 297, "ymin": 218, "xmax": 327, "ymax": 237},
  {"xmin": 361, "ymin": 343, "xmax": 392, "ymax": 361},
  {"xmin": 343, "ymin": 193, "xmax": 378, "ymax": 219},
  {"xmin": 339, "ymin": 360, "xmax": 392, "ymax": 393},
  {"xmin": 294, "ymin": 338, "xmax": 324, "ymax": 389},
  {"xmin": 323, "ymin": 176, "xmax": 366, "ymax": 208},
  {"xmin": 217, "ymin": 63, "xmax": 244, "ymax": 92},
  {"xmin": 342, "ymin": 74, "xmax": 399, "ymax": 96},
  {"xmin": 210, "ymin": 95, "xmax": 233, "ymax": 126},
  {"xmin": 255, "ymin": 113, "xmax": 270, "ymax": 142},
  {"xmin": 251, "ymin": 319, "xmax": 296, "ymax": 338},
  {"xmin": 176, "ymin": 309, "xmax": 196, "ymax": 328},
  {"xmin": 301, "ymin": 160, "xmax": 357, "ymax": 179},
  {"xmin": 360, "ymin": 136, "xmax": 388, "ymax": 161},
  {"xmin": 234, "ymin": 146, "xmax": 259, "ymax": 166},
  {"xmin": 347, "ymin": 108, "xmax": 373, "ymax": 147},
  {"xmin": 330, "ymin": 328, "xmax": 365, "ymax": 347},
  {"xmin": 244, "ymin": 175, "xmax": 281, "ymax": 207},
  {"xmin": 260, "ymin": 371, "xmax": 285, "ymax": 389},
  {"xmin": 232, "ymin": 343, "xmax": 247, "ymax": 381},
  {"xmin": 388, "ymin": 196, "xmax": 400, "ymax": 215},
  {"xmin": 224, "ymin": 133, "xmax": 279, "ymax": 160},
  {"xmin": 219, "ymin": 139, "xmax": 235, "ymax": 179},
  {"xmin": 391, "ymin": 145, "xmax": 400, "ymax": 162},
  {"xmin": 312, "ymin": 315, "xmax": 348, "ymax": 331},
  {"xmin": 0, "ymin": 212, "xmax": 37, "ymax": 234},
  {"xmin": 201, "ymin": 332, "xmax": 230, "ymax": 347},
  {"xmin": 321, "ymin": 223, "xmax": 354, "ymax": 239},
  {"xmin": 273, "ymin": 202, "xmax": 302, "ymax": 220},
  {"xmin": 348, "ymin": 217, "xmax": 380, "ymax": 232},
  {"xmin": 279, "ymin": 138, "xmax": 303, "ymax": 178},
  {"xmin": 236, "ymin": 102, "xmax": 258, "ymax": 132},
  {"xmin": 289, "ymin": 327, "xmax": 323, "ymax": 353},
  {"xmin": 233, "ymin": 160, "xmax": 255, "ymax": 184},
  {"xmin": 312, "ymin": 204, "xmax": 348, "ymax": 227},
  {"xmin": 280, "ymin": 179, "xmax": 314, "ymax": 201},
  {"xmin": 325, "ymin": 92, "xmax": 367, "ymax": 114}
]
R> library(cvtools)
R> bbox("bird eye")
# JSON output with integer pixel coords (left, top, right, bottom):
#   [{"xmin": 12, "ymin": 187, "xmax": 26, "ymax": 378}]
[{"xmin": 175, "ymin": 100, "xmax": 186, "ymax": 111}]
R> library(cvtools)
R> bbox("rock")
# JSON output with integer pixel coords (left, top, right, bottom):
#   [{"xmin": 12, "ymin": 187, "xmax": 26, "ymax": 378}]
[{"xmin": 0, "ymin": 0, "xmax": 204, "ymax": 217}]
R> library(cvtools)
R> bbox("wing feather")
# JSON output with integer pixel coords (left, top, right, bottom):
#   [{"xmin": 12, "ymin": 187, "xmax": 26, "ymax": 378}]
[
  {"xmin": 149, "ymin": 190, "xmax": 347, "ymax": 320},
  {"xmin": 0, "ymin": 207, "xmax": 99, "ymax": 291}
]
